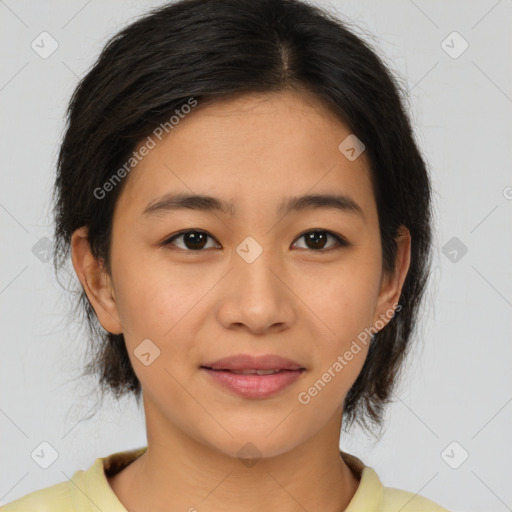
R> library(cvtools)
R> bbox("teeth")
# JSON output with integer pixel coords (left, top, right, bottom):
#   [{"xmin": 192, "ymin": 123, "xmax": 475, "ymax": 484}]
[{"xmin": 228, "ymin": 369, "xmax": 282, "ymax": 375}]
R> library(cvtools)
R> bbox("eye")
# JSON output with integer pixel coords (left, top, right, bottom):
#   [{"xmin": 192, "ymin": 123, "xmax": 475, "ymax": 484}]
[
  {"xmin": 292, "ymin": 230, "xmax": 348, "ymax": 252},
  {"xmin": 162, "ymin": 229, "xmax": 348, "ymax": 252},
  {"xmin": 162, "ymin": 230, "xmax": 220, "ymax": 251}
]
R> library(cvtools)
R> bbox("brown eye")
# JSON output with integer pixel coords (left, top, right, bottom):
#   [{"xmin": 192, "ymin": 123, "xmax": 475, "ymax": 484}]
[
  {"xmin": 293, "ymin": 230, "xmax": 347, "ymax": 252},
  {"xmin": 164, "ymin": 230, "xmax": 219, "ymax": 251},
  {"xmin": 163, "ymin": 229, "xmax": 347, "ymax": 253}
]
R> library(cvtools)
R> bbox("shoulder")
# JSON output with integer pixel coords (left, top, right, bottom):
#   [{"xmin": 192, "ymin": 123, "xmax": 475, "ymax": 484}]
[
  {"xmin": 1, "ymin": 447, "xmax": 147, "ymax": 512},
  {"xmin": 381, "ymin": 486, "xmax": 451, "ymax": 512},
  {"xmin": 340, "ymin": 451, "xmax": 451, "ymax": 512},
  {"xmin": 0, "ymin": 481, "xmax": 72, "ymax": 511}
]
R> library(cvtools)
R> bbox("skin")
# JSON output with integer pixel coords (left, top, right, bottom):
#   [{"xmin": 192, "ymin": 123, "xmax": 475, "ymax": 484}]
[{"xmin": 71, "ymin": 89, "xmax": 411, "ymax": 512}]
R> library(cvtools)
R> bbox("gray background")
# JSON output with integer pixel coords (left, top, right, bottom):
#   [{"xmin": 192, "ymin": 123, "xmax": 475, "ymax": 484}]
[{"xmin": 1, "ymin": 1, "xmax": 511, "ymax": 511}]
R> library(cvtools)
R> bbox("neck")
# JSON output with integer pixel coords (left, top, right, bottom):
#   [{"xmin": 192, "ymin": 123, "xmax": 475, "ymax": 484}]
[{"xmin": 108, "ymin": 401, "xmax": 360, "ymax": 512}]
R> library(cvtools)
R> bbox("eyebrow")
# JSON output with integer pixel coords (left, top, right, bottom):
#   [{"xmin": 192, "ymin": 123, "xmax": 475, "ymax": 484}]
[{"xmin": 142, "ymin": 192, "xmax": 365, "ymax": 220}]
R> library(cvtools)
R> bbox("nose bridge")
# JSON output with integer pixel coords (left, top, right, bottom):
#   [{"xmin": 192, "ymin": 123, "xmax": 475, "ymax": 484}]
[
  {"xmin": 233, "ymin": 234, "xmax": 282, "ymax": 297},
  {"xmin": 216, "ymin": 234, "xmax": 294, "ymax": 332}
]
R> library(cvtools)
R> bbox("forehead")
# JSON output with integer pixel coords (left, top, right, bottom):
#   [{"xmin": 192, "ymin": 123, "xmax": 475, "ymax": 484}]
[{"xmin": 115, "ymin": 89, "xmax": 376, "ymax": 222}]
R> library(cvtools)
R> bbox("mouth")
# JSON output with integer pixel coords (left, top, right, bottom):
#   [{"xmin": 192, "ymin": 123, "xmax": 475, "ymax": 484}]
[
  {"xmin": 201, "ymin": 353, "xmax": 305, "ymax": 372},
  {"xmin": 200, "ymin": 367, "xmax": 305, "ymax": 399},
  {"xmin": 201, "ymin": 368, "xmax": 302, "ymax": 375},
  {"xmin": 200, "ymin": 354, "xmax": 306, "ymax": 399}
]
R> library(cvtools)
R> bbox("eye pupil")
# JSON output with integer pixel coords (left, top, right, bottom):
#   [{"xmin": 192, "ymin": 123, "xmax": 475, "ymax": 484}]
[
  {"xmin": 184, "ymin": 232, "xmax": 207, "ymax": 250},
  {"xmin": 305, "ymin": 231, "xmax": 327, "ymax": 250}
]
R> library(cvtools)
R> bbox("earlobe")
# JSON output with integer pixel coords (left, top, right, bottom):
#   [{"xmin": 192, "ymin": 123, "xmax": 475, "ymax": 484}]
[
  {"xmin": 372, "ymin": 226, "xmax": 411, "ymax": 329},
  {"xmin": 70, "ymin": 226, "xmax": 123, "ymax": 335}
]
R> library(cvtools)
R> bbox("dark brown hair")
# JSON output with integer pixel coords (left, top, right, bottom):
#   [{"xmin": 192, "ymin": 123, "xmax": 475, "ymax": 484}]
[{"xmin": 52, "ymin": 0, "xmax": 432, "ymax": 437}]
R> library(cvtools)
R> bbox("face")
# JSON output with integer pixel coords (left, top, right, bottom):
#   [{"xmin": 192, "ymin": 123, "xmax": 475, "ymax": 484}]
[{"xmin": 73, "ymin": 89, "xmax": 410, "ymax": 459}]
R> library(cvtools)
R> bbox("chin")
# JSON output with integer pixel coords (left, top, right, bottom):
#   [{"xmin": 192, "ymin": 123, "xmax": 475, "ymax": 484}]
[{"xmin": 198, "ymin": 425, "xmax": 307, "ymax": 462}]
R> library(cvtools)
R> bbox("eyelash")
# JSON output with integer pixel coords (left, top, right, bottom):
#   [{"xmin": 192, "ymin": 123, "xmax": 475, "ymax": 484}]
[{"xmin": 161, "ymin": 229, "xmax": 349, "ymax": 253}]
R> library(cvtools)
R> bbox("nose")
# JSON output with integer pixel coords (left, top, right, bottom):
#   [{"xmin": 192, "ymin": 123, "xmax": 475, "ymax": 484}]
[{"xmin": 215, "ymin": 245, "xmax": 296, "ymax": 335}]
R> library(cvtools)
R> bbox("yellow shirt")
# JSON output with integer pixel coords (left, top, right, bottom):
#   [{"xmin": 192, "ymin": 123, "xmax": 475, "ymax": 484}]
[{"xmin": 1, "ymin": 447, "xmax": 451, "ymax": 511}]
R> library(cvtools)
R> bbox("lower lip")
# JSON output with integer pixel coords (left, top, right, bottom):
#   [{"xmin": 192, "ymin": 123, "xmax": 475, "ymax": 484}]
[{"xmin": 201, "ymin": 368, "xmax": 304, "ymax": 399}]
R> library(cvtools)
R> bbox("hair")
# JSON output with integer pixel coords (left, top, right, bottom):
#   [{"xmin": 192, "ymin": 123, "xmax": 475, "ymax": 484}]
[{"xmin": 52, "ymin": 0, "xmax": 432, "ymax": 437}]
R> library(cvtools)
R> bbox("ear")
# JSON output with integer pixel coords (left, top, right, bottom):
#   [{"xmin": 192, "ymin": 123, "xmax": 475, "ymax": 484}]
[
  {"xmin": 70, "ymin": 226, "xmax": 123, "ymax": 335},
  {"xmin": 372, "ymin": 225, "xmax": 411, "ymax": 328}
]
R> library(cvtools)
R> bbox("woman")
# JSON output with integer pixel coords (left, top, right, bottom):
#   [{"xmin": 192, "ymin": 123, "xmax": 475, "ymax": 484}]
[{"xmin": 2, "ymin": 0, "xmax": 450, "ymax": 510}]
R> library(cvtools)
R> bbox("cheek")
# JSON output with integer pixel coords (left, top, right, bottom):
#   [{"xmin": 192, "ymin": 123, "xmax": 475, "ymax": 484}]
[
  {"xmin": 303, "ymin": 258, "xmax": 382, "ymax": 340},
  {"xmin": 111, "ymin": 266, "xmax": 200, "ymax": 393},
  {"xmin": 296, "ymin": 256, "xmax": 381, "ymax": 400},
  {"xmin": 110, "ymin": 256, "xmax": 168, "ymax": 343},
  {"xmin": 295, "ymin": 271, "xmax": 375, "ymax": 414},
  {"xmin": 111, "ymin": 252, "xmax": 220, "ymax": 355}
]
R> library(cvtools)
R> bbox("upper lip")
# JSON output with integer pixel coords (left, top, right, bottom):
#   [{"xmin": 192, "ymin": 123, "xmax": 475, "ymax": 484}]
[{"xmin": 201, "ymin": 354, "xmax": 305, "ymax": 371}]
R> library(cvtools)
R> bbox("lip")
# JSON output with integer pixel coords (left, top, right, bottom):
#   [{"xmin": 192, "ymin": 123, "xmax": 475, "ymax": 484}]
[
  {"xmin": 201, "ymin": 354, "xmax": 304, "ymax": 371},
  {"xmin": 201, "ymin": 368, "xmax": 305, "ymax": 399},
  {"xmin": 200, "ymin": 354, "xmax": 306, "ymax": 399}
]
